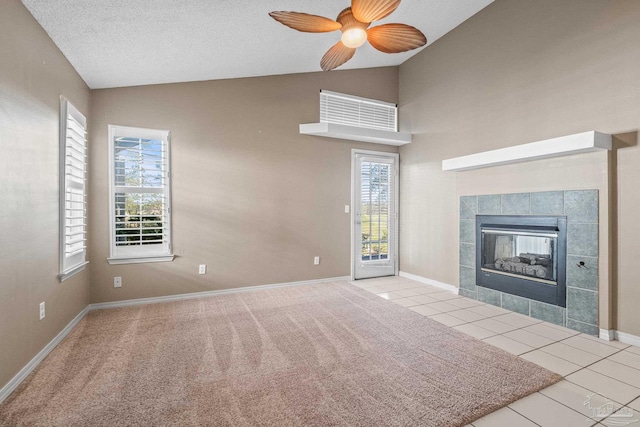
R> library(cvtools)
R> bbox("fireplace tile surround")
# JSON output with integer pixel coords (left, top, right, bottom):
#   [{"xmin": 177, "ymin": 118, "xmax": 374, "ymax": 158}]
[{"xmin": 459, "ymin": 190, "xmax": 599, "ymax": 335}]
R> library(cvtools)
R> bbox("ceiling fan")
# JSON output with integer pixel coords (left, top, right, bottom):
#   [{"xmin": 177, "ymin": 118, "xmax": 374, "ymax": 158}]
[{"xmin": 269, "ymin": 0, "xmax": 427, "ymax": 71}]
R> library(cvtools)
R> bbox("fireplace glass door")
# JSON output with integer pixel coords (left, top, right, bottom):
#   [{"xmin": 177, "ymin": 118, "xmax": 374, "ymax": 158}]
[
  {"xmin": 481, "ymin": 229, "xmax": 558, "ymax": 285},
  {"xmin": 476, "ymin": 215, "xmax": 567, "ymax": 307}
]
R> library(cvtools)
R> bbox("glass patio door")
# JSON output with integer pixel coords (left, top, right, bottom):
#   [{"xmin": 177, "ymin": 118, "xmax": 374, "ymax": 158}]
[{"xmin": 353, "ymin": 151, "xmax": 398, "ymax": 280}]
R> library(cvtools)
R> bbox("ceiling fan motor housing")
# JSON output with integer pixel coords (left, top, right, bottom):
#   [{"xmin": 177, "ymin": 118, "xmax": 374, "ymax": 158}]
[{"xmin": 337, "ymin": 8, "xmax": 370, "ymax": 48}]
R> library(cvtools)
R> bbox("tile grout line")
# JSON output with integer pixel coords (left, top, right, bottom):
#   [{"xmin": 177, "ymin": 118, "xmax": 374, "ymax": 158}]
[
  {"xmin": 361, "ymin": 280, "xmax": 640, "ymax": 425},
  {"xmin": 507, "ymin": 337, "xmax": 637, "ymax": 426},
  {"xmin": 367, "ymin": 283, "xmax": 633, "ymax": 359},
  {"xmin": 507, "ymin": 390, "xmax": 592, "ymax": 427},
  {"xmin": 531, "ymin": 354, "xmax": 638, "ymax": 424},
  {"xmin": 531, "ymin": 387, "xmax": 601, "ymax": 427},
  {"xmin": 562, "ymin": 377, "xmax": 640, "ymax": 408},
  {"xmin": 386, "ymin": 295, "xmax": 580, "ymax": 349},
  {"xmin": 392, "ymin": 288, "xmax": 608, "ymax": 350},
  {"xmin": 503, "ymin": 406, "xmax": 543, "ymax": 427},
  {"xmin": 379, "ymin": 288, "xmax": 561, "ymax": 335},
  {"xmin": 372, "ymin": 286, "xmax": 636, "ymax": 371},
  {"xmin": 512, "ymin": 337, "xmax": 640, "ymax": 417},
  {"xmin": 369, "ymin": 282, "xmax": 640, "ymax": 413}
]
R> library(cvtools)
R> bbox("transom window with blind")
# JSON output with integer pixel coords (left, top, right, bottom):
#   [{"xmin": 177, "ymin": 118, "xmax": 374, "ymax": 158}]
[
  {"xmin": 107, "ymin": 125, "xmax": 174, "ymax": 264},
  {"xmin": 320, "ymin": 90, "xmax": 397, "ymax": 131},
  {"xmin": 59, "ymin": 99, "xmax": 89, "ymax": 281}
]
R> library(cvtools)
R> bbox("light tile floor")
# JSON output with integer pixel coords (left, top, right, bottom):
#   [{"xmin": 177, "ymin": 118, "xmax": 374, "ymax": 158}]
[{"xmin": 351, "ymin": 276, "xmax": 640, "ymax": 427}]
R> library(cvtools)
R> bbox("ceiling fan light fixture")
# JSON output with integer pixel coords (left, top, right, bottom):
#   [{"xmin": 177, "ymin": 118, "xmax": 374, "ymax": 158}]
[
  {"xmin": 269, "ymin": 1, "xmax": 427, "ymax": 71},
  {"xmin": 341, "ymin": 27, "xmax": 368, "ymax": 48}
]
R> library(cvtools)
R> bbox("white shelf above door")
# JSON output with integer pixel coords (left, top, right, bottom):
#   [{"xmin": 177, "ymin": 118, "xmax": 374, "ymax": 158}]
[
  {"xmin": 442, "ymin": 131, "xmax": 612, "ymax": 172},
  {"xmin": 300, "ymin": 122, "xmax": 412, "ymax": 146}
]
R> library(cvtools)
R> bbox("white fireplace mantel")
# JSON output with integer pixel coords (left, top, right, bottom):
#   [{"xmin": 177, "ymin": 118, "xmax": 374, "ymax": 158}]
[{"xmin": 442, "ymin": 131, "xmax": 612, "ymax": 172}]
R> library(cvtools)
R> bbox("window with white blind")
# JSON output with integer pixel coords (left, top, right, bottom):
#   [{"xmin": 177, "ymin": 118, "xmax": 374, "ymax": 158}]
[
  {"xmin": 59, "ymin": 99, "xmax": 88, "ymax": 281},
  {"xmin": 107, "ymin": 125, "xmax": 173, "ymax": 264},
  {"xmin": 319, "ymin": 90, "xmax": 397, "ymax": 131}
]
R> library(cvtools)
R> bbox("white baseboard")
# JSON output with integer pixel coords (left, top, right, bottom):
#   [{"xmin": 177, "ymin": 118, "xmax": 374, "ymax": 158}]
[
  {"xmin": 89, "ymin": 276, "xmax": 352, "ymax": 310},
  {"xmin": 599, "ymin": 329, "xmax": 640, "ymax": 347},
  {"xmin": 599, "ymin": 329, "xmax": 615, "ymax": 341},
  {"xmin": 399, "ymin": 271, "xmax": 459, "ymax": 294},
  {"xmin": 0, "ymin": 306, "xmax": 90, "ymax": 404},
  {"xmin": 614, "ymin": 330, "xmax": 640, "ymax": 347}
]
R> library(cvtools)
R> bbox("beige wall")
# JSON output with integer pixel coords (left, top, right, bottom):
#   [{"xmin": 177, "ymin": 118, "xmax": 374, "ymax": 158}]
[
  {"xmin": 399, "ymin": 0, "xmax": 640, "ymax": 334},
  {"xmin": 89, "ymin": 68, "xmax": 399, "ymax": 303},
  {"xmin": 0, "ymin": 0, "xmax": 91, "ymax": 389},
  {"xmin": 4, "ymin": 0, "xmax": 640, "ymax": 396}
]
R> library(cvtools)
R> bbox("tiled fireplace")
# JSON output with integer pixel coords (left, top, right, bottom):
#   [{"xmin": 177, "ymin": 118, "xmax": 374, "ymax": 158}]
[{"xmin": 459, "ymin": 190, "xmax": 599, "ymax": 335}]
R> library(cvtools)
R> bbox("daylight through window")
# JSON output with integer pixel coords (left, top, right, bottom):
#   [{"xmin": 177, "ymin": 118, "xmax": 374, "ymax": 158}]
[{"xmin": 108, "ymin": 126, "xmax": 173, "ymax": 264}]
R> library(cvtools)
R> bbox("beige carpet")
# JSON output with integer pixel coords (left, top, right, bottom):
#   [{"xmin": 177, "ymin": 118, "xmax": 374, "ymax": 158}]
[{"xmin": 0, "ymin": 282, "xmax": 561, "ymax": 426}]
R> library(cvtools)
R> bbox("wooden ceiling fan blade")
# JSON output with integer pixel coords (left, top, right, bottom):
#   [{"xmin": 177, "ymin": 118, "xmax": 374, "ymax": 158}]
[
  {"xmin": 320, "ymin": 42, "xmax": 357, "ymax": 71},
  {"xmin": 269, "ymin": 11, "xmax": 342, "ymax": 33},
  {"xmin": 351, "ymin": 0, "xmax": 401, "ymax": 23},
  {"xmin": 367, "ymin": 24, "xmax": 427, "ymax": 53}
]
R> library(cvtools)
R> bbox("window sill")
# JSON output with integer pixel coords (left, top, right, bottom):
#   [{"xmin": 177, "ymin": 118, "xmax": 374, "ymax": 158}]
[
  {"xmin": 107, "ymin": 255, "xmax": 175, "ymax": 265},
  {"xmin": 59, "ymin": 261, "xmax": 89, "ymax": 282}
]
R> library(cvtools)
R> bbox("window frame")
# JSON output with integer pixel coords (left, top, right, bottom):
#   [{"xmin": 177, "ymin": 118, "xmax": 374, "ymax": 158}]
[
  {"xmin": 59, "ymin": 98, "xmax": 89, "ymax": 281},
  {"xmin": 107, "ymin": 125, "xmax": 174, "ymax": 265}
]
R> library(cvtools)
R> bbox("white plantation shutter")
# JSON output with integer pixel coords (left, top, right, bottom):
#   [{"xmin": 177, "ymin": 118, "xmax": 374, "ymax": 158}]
[
  {"xmin": 320, "ymin": 90, "xmax": 397, "ymax": 131},
  {"xmin": 59, "ymin": 99, "xmax": 88, "ymax": 280},
  {"xmin": 108, "ymin": 125, "xmax": 173, "ymax": 263}
]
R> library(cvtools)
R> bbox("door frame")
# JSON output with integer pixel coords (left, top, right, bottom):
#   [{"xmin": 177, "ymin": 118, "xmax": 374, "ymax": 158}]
[{"xmin": 351, "ymin": 149, "xmax": 400, "ymax": 280}]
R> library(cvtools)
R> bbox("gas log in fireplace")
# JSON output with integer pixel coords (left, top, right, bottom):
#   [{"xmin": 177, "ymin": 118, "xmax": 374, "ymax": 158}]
[{"xmin": 476, "ymin": 215, "xmax": 567, "ymax": 307}]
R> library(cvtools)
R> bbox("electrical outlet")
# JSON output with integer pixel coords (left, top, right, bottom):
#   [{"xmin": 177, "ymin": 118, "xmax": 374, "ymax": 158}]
[
  {"xmin": 39, "ymin": 302, "xmax": 45, "ymax": 320},
  {"xmin": 344, "ymin": 205, "xmax": 350, "ymax": 213},
  {"xmin": 198, "ymin": 264, "xmax": 206, "ymax": 275},
  {"xmin": 114, "ymin": 276, "xmax": 122, "ymax": 288},
  {"xmin": 314, "ymin": 256, "xmax": 320, "ymax": 265}
]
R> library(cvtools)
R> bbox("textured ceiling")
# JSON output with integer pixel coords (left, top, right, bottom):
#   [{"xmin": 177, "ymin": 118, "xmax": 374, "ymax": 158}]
[{"xmin": 21, "ymin": 0, "xmax": 494, "ymax": 89}]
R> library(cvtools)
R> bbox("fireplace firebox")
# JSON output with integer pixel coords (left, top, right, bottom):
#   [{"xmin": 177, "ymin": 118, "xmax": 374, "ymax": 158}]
[{"xmin": 476, "ymin": 215, "xmax": 567, "ymax": 307}]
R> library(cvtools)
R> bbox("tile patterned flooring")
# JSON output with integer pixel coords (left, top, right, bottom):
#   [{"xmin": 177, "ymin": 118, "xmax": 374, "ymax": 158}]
[{"xmin": 350, "ymin": 276, "xmax": 640, "ymax": 427}]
